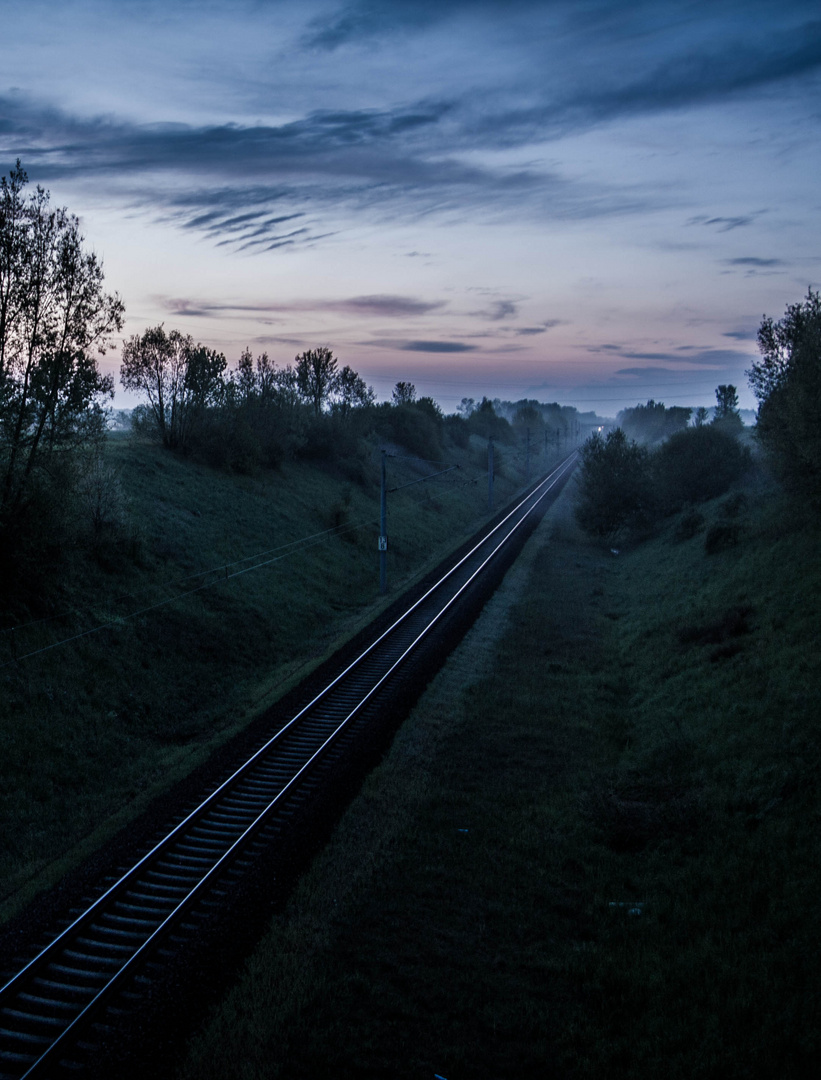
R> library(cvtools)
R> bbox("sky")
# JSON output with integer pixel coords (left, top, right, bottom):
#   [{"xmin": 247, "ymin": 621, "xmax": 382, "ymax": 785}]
[{"xmin": 2, "ymin": 0, "xmax": 820, "ymax": 416}]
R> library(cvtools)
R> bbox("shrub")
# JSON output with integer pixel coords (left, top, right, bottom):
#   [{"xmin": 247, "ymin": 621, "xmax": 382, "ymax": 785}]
[
  {"xmin": 674, "ymin": 508, "xmax": 705, "ymax": 542},
  {"xmin": 704, "ymin": 522, "xmax": 740, "ymax": 555},
  {"xmin": 575, "ymin": 429, "xmax": 655, "ymax": 543},
  {"xmin": 653, "ymin": 425, "xmax": 749, "ymax": 511}
]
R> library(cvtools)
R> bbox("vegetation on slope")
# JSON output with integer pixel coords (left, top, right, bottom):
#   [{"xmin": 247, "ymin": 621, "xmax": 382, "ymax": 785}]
[
  {"xmin": 0, "ymin": 419, "xmax": 572, "ymax": 919},
  {"xmin": 177, "ymin": 468, "xmax": 821, "ymax": 1080}
]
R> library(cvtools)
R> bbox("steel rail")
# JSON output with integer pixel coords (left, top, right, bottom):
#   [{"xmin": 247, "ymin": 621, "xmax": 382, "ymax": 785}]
[{"xmin": 0, "ymin": 451, "xmax": 577, "ymax": 1079}]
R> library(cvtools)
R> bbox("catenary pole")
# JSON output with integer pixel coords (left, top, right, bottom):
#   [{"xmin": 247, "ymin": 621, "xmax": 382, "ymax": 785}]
[
  {"xmin": 488, "ymin": 437, "xmax": 494, "ymax": 511},
  {"xmin": 379, "ymin": 450, "xmax": 388, "ymax": 594}
]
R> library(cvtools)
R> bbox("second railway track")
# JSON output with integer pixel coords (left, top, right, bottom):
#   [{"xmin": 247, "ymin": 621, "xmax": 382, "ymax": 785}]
[{"xmin": 0, "ymin": 451, "xmax": 577, "ymax": 1079}]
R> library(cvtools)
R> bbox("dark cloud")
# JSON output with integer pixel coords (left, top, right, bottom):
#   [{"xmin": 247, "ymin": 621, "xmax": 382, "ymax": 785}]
[
  {"xmin": 398, "ymin": 339, "xmax": 478, "ymax": 352},
  {"xmin": 158, "ymin": 293, "xmax": 446, "ymax": 319},
  {"xmin": 467, "ymin": 20, "xmax": 821, "ymax": 146},
  {"xmin": 327, "ymin": 295, "xmax": 447, "ymax": 317},
  {"xmin": 723, "ymin": 257, "xmax": 785, "ymax": 267},
  {"xmin": 724, "ymin": 328, "xmax": 759, "ymax": 340},
  {"xmin": 366, "ymin": 338, "xmax": 479, "ymax": 352}
]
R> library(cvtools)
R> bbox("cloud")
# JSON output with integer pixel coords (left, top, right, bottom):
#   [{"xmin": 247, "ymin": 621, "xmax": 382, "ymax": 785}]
[
  {"xmin": 724, "ymin": 328, "xmax": 759, "ymax": 340},
  {"xmin": 686, "ymin": 215, "xmax": 757, "ymax": 231},
  {"xmin": 327, "ymin": 294, "xmax": 447, "ymax": 317},
  {"xmin": 4, "ymin": 6, "xmax": 819, "ymax": 255},
  {"xmin": 366, "ymin": 338, "xmax": 479, "ymax": 352},
  {"xmin": 596, "ymin": 345, "xmax": 755, "ymax": 368},
  {"xmin": 465, "ymin": 18, "xmax": 821, "ymax": 147},
  {"xmin": 472, "ymin": 299, "xmax": 518, "ymax": 321},
  {"xmin": 723, "ymin": 257, "xmax": 785, "ymax": 267},
  {"xmin": 158, "ymin": 293, "xmax": 447, "ymax": 320}
]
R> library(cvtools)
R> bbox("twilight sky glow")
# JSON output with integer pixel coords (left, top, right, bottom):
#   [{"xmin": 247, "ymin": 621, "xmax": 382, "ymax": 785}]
[{"xmin": 3, "ymin": 0, "xmax": 820, "ymax": 414}]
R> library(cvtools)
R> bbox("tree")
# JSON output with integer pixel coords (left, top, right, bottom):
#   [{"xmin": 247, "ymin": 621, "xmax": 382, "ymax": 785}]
[
  {"xmin": 295, "ymin": 347, "xmax": 339, "ymax": 416},
  {"xmin": 654, "ymin": 424, "xmax": 749, "ymax": 510},
  {"xmin": 748, "ymin": 288, "xmax": 821, "ymax": 496},
  {"xmin": 392, "ymin": 381, "xmax": 416, "ymax": 406},
  {"xmin": 693, "ymin": 406, "xmax": 710, "ymax": 427},
  {"xmin": 617, "ymin": 400, "xmax": 691, "ymax": 444},
  {"xmin": 575, "ymin": 428, "xmax": 654, "ymax": 542},
  {"xmin": 120, "ymin": 325, "xmax": 226, "ymax": 451},
  {"xmin": 335, "ymin": 365, "xmax": 375, "ymax": 417},
  {"xmin": 712, "ymin": 384, "xmax": 742, "ymax": 429},
  {"xmin": 0, "ymin": 161, "xmax": 123, "ymax": 520}
]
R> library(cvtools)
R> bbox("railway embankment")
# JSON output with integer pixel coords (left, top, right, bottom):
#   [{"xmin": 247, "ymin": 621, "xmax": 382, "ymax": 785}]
[
  {"xmin": 178, "ymin": 472, "xmax": 821, "ymax": 1080},
  {"xmin": 0, "ymin": 432, "xmax": 541, "ymax": 924}
]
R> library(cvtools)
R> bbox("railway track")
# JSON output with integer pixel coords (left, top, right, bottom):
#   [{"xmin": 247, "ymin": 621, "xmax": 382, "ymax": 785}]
[{"xmin": 0, "ymin": 451, "xmax": 577, "ymax": 1078}]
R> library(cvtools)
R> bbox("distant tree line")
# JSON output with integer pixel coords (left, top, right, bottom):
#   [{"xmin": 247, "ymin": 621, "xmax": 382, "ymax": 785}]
[{"xmin": 119, "ymin": 327, "xmax": 595, "ymax": 483}]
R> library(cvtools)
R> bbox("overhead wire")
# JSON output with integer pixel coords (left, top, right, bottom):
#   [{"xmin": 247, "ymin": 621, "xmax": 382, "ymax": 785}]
[{"xmin": 2, "ymin": 440, "xmax": 556, "ymax": 668}]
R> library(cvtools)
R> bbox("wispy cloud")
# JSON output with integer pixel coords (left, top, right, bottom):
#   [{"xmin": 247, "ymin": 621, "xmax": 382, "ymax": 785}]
[
  {"xmin": 158, "ymin": 293, "xmax": 447, "ymax": 319},
  {"xmin": 511, "ymin": 319, "xmax": 564, "ymax": 336},
  {"xmin": 596, "ymin": 345, "xmax": 755, "ymax": 368},
  {"xmin": 471, "ymin": 299, "xmax": 518, "ymax": 321},
  {"xmin": 686, "ymin": 214, "xmax": 758, "ymax": 231}
]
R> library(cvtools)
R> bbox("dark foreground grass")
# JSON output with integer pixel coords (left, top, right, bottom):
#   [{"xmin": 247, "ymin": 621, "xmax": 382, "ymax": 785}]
[{"xmin": 177, "ymin": 475, "xmax": 821, "ymax": 1080}]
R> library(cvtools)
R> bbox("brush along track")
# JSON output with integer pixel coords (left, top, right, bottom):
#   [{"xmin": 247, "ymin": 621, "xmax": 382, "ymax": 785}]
[{"xmin": 0, "ymin": 453, "xmax": 577, "ymax": 1079}]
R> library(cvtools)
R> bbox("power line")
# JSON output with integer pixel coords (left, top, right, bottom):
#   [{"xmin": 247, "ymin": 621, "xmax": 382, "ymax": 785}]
[{"xmin": 1, "ymin": 514, "xmax": 379, "ymax": 668}]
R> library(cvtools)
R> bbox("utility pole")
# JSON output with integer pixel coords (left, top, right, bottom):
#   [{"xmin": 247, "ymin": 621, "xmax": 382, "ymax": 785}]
[
  {"xmin": 379, "ymin": 450, "xmax": 388, "ymax": 594},
  {"xmin": 525, "ymin": 427, "xmax": 531, "ymax": 484},
  {"xmin": 487, "ymin": 437, "xmax": 494, "ymax": 511}
]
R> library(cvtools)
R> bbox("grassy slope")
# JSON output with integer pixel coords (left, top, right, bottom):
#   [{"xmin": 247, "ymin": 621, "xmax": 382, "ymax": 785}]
[
  {"xmin": 0, "ymin": 432, "xmax": 542, "ymax": 919},
  {"xmin": 177, "ymin": 472, "xmax": 821, "ymax": 1080}
]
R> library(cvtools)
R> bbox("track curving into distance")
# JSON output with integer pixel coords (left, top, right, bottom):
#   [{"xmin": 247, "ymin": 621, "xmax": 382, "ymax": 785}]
[{"xmin": 0, "ymin": 451, "xmax": 577, "ymax": 1079}]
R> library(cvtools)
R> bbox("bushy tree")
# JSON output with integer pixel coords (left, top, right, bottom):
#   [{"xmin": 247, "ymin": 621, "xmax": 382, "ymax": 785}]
[
  {"xmin": 120, "ymin": 325, "xmax": 226, "ymax": 452},
  {"xmin": 392, "ymin": 380, "xmax": 416, "ymax": 406},
  {"xmin": 466, "ymin": 397, "xmax": 513, "ymax": 442},
  {"xmin": 0, "ymin": 162, "xmax": 124, "ymax": 521},
  {"xmin": 295, "ymin": 347, "xmax": 338, "ymax": 416},
  {"xmin": 575, "ymin": 429, "xmax": 654, "ymax": 542},
  {"xmin": 712, "ymin": 384, "xmax": 743, "ymax": 431},
  {"xmin": 748, "ymin": 288, "xmax": 821, "ymax": 497},
  {"xmin": 654, "ymin": 424, "xmax": 750, "ymax": 510},
  {"xmin": 335, "ymin": 365, "xmax": 375, "ymax": 417}
]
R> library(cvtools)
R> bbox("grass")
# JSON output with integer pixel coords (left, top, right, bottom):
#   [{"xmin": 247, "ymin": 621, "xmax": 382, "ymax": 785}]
[
  {"xmin": 0, "ymin": 431, "xmax": 551, "ymax": 921},
  {"xmin": 176, "ymin": 469, "xmax": 821, "ymax": 1079}
]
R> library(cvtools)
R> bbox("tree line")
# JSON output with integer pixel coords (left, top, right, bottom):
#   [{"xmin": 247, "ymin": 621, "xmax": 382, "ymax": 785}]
[{"xmin": 575, "ymin": 289, "xmax": 821, "ymax": 545}]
